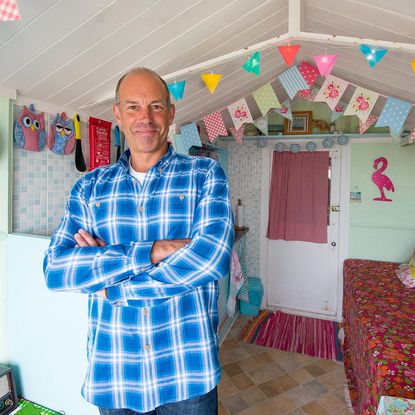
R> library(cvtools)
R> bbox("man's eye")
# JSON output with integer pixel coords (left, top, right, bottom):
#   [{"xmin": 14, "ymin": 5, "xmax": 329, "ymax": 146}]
[
  {"xmin": 152, "ymin": 105, "xmax": 163, "ymax": 111},
  {"xmin": 127, "ymin": 105, "xmax": 138, "ymax": 111}
]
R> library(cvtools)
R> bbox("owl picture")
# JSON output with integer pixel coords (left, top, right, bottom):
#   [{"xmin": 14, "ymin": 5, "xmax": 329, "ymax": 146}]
[
  {"xmin": 48, "ymin": 112, "xmax": 75, "ymax": 155},
  {"xmin": 14, "ymin": 104, "xmax": 46, "ymax": 151}
]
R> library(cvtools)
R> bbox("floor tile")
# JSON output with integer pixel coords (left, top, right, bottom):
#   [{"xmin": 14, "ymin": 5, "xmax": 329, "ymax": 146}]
[
  {"xmin": 289, "ymin": 367, "xmax": 315, "ymax": 385},
  {"xmin": 302, "ymin": 380, "xmax": 328, "ymax": 399},
  {"xmin": 274, "ymin": 373, "xmax": 298, "ymax": 391},
  {"xmin": 218, "ymin": 378, "xmax": 238, "ymax": 398},
  {"xmin": 246, "ymin": 366, "xmax": 272, "ymax": 385},
  {"xmin": 267, "ymin": 393, "xmax": 297, "ymax": 414},
  {"xmin": 257, "ymin": 379, "xmax": 283, "ymax": 398},
  {"xmin": 301, "ymin": 401, "xmax": 331, "ymax": 415},
  {"xmin": 237, "ymin": 356, "xmax": 263, "ymax": 372},
  {"xmin": 254, "ymin": 351, "xmax": 275, "ymax": 365},
  {"xmin": 223, "ymin": 362, "xmax": 244, "ymax": 377},
  {"xmin": 221, "ymin": 393, "xmax": 249, "ymax": 414},
  {"xmin": 303, "ymin": 363, "xmax": 327, "ymax": 378},
  {"xmin": 231, "ymin": 373, "xmax": 255, "ymax": 390},
  {"xmin": 318, "ymin": 392, "xmax": 348, "ymax": 414},
  {"xmin": 240, "ymin": 386, "xmax": 267, "ymax": 407}
]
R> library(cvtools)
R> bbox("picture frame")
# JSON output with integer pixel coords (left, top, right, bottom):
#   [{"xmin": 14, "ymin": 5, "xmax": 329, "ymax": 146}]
[{"xmin": 283, "ymin": 111, "xmax": 312, "ymax": 135}]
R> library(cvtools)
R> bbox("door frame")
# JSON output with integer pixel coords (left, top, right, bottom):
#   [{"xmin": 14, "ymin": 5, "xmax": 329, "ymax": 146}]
[{"xmin": 258, "ymin": 141, "xmax": 351, "ymax": 320}]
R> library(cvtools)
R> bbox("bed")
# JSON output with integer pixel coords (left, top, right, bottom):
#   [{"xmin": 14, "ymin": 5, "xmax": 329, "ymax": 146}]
[{"xmin": 342, "ymin": 258, "xmax": 415, "ymax": 415}]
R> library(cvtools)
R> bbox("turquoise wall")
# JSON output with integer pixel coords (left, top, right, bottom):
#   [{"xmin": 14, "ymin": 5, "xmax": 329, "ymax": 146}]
[{"xmin": 349, "ymin": 142, "xmax": 415, "ymax": 262}]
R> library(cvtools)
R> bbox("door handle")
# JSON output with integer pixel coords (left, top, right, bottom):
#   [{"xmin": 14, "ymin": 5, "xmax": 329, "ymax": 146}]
[{"xmin": 331, "ymin": 242, "xmax": 336, "ymax": 247}]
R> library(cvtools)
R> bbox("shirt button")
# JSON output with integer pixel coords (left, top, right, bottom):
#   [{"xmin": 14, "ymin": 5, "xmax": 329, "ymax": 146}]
[
  {"xmin": 158, "ymin": 168, "xmax": 163, "ymax": 173},
  {"xmin": 95, "ymin": 202, "xmax": 101, "ymax": 207},
  {"xmin": 140, "ymin": 267, "xmax": 146, "ymax": 273},
  {"xmin": 115, "ymin": 301, "xmax": 123, "ymax": 306},
  {"xmin": 144, "ymin": 344, "xmax": 151, "ymax": 351},
  {"xmin": 138, "ymin": 206, "xmax": 144, "ymax": 212},
  {"xmin": 179, "ymin": 194, "xmax": 184, "ymax": 200},
  {"xmin": 143, "ymin": 308, "xmax": 148, "ymax": 316}
]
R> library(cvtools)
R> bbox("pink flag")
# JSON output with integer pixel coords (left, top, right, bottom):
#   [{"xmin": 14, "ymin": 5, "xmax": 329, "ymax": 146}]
[
  {"xmin": 314, "ymin": 75, "xmax": 349, "ymax": 110},
  {"xmin": 0, "ymin": 0, "xmax": 20, "ymax": 21},
  {"xmin": 203, "ymin": 112, "xmax": 227, "ymax": 142},
  {"xmin": 230, "ymin": 125, "xmax": 245, "ymax": 144},
  {"xmin": 313, "ymin": 55, "xmax": 337, "ymax": 76},
  {"xmin": 359, "ymin": 115, "xmax": 378, "ymax": 134}
]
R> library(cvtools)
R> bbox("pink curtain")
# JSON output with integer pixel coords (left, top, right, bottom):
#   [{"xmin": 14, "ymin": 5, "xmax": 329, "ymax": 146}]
[{"xmin": 267, "ymin": 151, "xmax": 329, "ymax": 243}]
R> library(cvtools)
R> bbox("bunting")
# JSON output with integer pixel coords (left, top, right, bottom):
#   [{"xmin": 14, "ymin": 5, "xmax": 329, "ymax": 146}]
[
  {"xmin": 313, "ymin": 55, "xmax": 337, "ymax": 76},
  {"xmin": 252, "ymin": 83, "xmax": 280, "ymax": 116},
  {"xmin": 359, "ymin": 115, "xmax": 378, "ymax": 134},
  {"xmin": 168, "ymin": 80, "xmax": 186, "ymax": 101},
  {"xmin": 254, "ymin": 116, "xmax": 268, "ymax": 135},
  {"xmin": 344, "ymin": 87, "xmax": 379, "ymax": 122},
  {"xmin": 278, "ymin": 45, "xmax": 301, "ymax": 65},
  {"xmin": 276, "ymin": 100, "xmax": 292, "ymax": 121},
  {"xmin": 375, "ymin": 97, "xmax": 412, "ymax": 137},
  {"xmin": 297, "ymin": 61, "xmax": 320, "ymax": 95},
  {"xmin": 0, "ymin": 0, "xmax": 20, "ymax": 21},
  {"xmin": 179, "ymin": 122, "xmax": 201, "ymax": 152},
  {"xmin": 203, "ymin": 111, "xmax": 227, "ymax": 142},
  {"xmin": 201, "ymin": 73, "xmax": 223, "ymax": 93},
  {"xmin": 314, "ymin": 75, "xmax": 349, "ymax": 110},
  {"xmin": 230, "ymin": 125, "xmax": 245, "ymax": 144},
  {"xmin": 359, "ymin": 44, "xmax": 388, "ymax": 68},
  {"xmin": 331, "ymin": 101, "xmax": 347, "ymax": 122},
  {"xmin": 278, "ymin": 66, "xmax": 309, "ymax": 99},
  {"xmin": 242, "ymin": 51, "xmax": 260, "ymax": 76},
  {"xmin": 228, "ymin": 98, "xmax": 253, "ymax": 130}
]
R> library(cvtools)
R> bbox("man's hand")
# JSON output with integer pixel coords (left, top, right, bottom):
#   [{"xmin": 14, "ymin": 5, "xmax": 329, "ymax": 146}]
[
  {"xmin": 74, "ymin": 229, "xmax": 107, "ymax": 299},
  {"xmin": 150, "ymin": 239, "xmax": 191, "ymax": 264}
]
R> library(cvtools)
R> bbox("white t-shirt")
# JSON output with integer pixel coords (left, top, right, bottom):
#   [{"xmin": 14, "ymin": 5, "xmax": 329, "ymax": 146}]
[{"xmin": 129, "ymin": 158, "xmax": 146, "ymax": 184}]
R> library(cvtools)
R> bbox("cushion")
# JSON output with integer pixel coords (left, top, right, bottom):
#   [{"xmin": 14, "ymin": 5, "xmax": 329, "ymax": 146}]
[{"xmin": 396, "ymin": 255, "xmax": 415, "ymax": 288}]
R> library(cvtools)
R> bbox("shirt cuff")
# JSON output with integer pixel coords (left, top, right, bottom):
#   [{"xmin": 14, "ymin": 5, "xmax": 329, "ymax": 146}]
[
  {"xmin": 106, "ymin": 284, "xmax": 127, "ymax": 306},
  {"xmin": 129, "ymin": 241, "xmax": 154, "ymax": 274}
]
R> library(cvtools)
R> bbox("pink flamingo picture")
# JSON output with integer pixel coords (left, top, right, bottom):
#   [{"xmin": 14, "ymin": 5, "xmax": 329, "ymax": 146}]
[{"xmin": 372, "ymin": 157, "xmax": 394, "ymax": 202}]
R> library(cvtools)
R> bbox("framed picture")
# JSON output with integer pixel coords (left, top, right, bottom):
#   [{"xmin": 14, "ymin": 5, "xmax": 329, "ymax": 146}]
[{"xmin": 283, "ymin": 111, "xmax": 312, "ymax": 135}]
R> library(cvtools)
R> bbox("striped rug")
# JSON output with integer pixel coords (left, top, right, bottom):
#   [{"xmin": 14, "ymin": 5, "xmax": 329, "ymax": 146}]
[{"xmin": 239, "ymin": 310, "xmax": 343, "ymax": 361}]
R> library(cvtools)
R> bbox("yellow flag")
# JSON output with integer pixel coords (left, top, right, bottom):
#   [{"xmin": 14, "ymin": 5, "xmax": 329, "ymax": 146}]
[
  {"xmin": 412, "ymin": 59, "xmax": 415, "ymax": 74},
  {"xmin": 201, "ymin": 73, "xmax": 223, "ymax": 94}
]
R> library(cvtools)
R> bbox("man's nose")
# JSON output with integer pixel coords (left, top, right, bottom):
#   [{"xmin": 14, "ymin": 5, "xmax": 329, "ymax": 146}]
[{"xmin": 138, "ymin": 107, "xmax": 152, "ymax": 122}]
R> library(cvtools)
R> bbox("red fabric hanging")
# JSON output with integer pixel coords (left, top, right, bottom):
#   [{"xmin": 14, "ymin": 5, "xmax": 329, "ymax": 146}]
[{"xmin": 267, "ymin": 151, "xmax": 329, "ymax": 243}]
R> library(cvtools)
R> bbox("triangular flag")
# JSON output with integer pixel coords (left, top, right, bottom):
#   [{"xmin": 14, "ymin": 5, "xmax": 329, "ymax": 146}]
[
  {"xmin": 313, "ymin": 55, "xmax": 337, "ymax": 76},
  {"xmin": 252, "ymin": 83, "xmax": 281, "ymax": 116},
  {"xmin": 0, "ymin": 0, "xmax": 21, "ymax": 21},
  {"xmin": 278, "ymin": 45, "xmax": 301, "ymax": 66},
  {"xmin": 278, "ymin": 66, "xmax": 309, "ymax": 99},
  {"xmin": 203, "ymin": 112, "xmax": 227, "ymax": 142},
  {"xmin": 297, "ymin": 61, "xmax": 320, "ymax": 87},
  {"xmin": 412, "ymin": 59, "xmax": 415, "ymax": 75},
  {"xmin": 179, "ymin": 122, "xmax": 201, "ymax": 153},
  {"xmin": 228, "ymin": 98, "xmax": 254, "ymax": 130},
  {"xmin": 230, "ymin": 125, "xmax": 245, "ymax": 144},
  {"xmin": 254, "ymin": 117, "xmax": 268, "ymax": 135},
  {"xmin": 314, "ymin": 75, "xmax": 349, "ymax": 110},
  {"xmin": 359, "ymin": 44, "xmax": 388, "ymax": 68},
  {"xmin": 168, "ymin": 80, "xmax": 186, "ymax": 101},
  {"xmin": 375, "ymin": 97, "xmax": 412, "ymax": 137},
  {"xmin": 344, "ymin": 87, "xmax": 379, "ymax": 123},
  {"xmin": 331, "ymin": 101, "xmax": 346, "ymax": 122},
  {"xmin": 359, "ymin": 115, "xmax": 378, "ymax": 134},
  {"xmin": 276, "ymin": 100, "xmax": 292, "ymax": 121},
  {"xmin": 242, "ymin": 51, "xmax": 260, "ymax": 76},
  {"xmin": 411, "ymin": 128, "xmax": 415, "ymax": 143},
  {"xmin": 201, "ymin": 73, "xmax": 223, "ymax": 93}
]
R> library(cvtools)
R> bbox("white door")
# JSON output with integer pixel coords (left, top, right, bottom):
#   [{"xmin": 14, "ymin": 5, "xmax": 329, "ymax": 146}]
[{"xmin": 266, "ymin": 148, "xmax": 340, "ymax": 318}]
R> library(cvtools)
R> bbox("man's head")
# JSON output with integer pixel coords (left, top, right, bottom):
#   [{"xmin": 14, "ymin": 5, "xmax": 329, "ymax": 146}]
[{"xmin": 113, "ymin": 68, "xmax": 175, "ymax": 170}]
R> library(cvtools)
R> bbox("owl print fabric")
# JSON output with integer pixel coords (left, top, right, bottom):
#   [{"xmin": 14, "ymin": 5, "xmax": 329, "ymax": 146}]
[
  {"xmin": 48, "ymin": 112, "xmax": 75, "ymax": 155},
  {"xmin": 14, "ymin": 104, "xmax": 46, "ymax": 151}
]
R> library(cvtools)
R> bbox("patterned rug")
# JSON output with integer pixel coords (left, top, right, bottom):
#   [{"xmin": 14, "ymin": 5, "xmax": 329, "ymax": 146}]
[{"xmin": 239, "ymin": 310, "xmax": 343, "ymax": 361}]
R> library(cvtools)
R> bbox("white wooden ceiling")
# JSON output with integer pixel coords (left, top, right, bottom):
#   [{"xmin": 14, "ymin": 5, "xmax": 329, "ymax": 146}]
[{"xmin": 1, "ymin": 0, "xmax": 414, "ymax": 129}]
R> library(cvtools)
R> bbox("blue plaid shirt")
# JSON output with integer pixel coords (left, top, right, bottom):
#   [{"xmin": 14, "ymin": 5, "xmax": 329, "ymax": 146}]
[{"xmin": 43, "ymin": 146, "xmax": 234, "ymax": 412}]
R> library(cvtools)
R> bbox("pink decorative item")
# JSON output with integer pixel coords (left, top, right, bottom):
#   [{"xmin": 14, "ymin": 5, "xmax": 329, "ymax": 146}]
[
  {"xmin": 313, "ymin": 55, "xmax": 337, "ymax": 76},
  {"xmin": 230, "ymin": 125, "xmax": 244, "ymax": 144},
  {"xmin": 411, "ymin": 128, "xmax": 415, "ymax": 143},
  {"xmin": 372, "ymin": 157, "xmax": 394, "ymax": 202},
  {"xmin": 359, "ymin": 115, "xmax": 378, "ymax": 134}
]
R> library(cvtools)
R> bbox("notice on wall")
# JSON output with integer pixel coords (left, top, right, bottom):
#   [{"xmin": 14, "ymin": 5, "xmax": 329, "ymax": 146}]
[{"xmin": 89, "ymin": 117, "xmax": 112, "ymax": 171}]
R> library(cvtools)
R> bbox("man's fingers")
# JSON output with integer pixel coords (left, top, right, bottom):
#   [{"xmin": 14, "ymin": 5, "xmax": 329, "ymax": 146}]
[
  {"xmin": 96, "ymin": 237, "xmax": 107, "ymax": 246},
  {"xmin": 74, "ymin": 230, "xmax": 107, "ymax": 247},
  {"xmin": 78, "ymin": 229, "xmax": 99, "ymax": 246}
]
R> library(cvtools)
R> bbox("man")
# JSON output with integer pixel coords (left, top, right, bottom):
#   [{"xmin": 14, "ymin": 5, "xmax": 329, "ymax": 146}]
[{"xmin": 43, "ymin": 68, "xmax": 234, "ymax": 414}]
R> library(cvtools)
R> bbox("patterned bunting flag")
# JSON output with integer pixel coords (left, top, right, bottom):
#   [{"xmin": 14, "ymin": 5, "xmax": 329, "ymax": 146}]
[
  {"xmin": 314, "ymin": 75, "xmax": 349, "ymax": 110},
  {"xmin": 252, "ymin": 83, "xmax": 281, "ymax": 116},
  {"xmin": 201, "ymin": 73, "xmax": 223, "ymax": 93},
  {"xmin": 313, "ymin": 55, "xmax": 337, "ymax": 76},
  {"xmin": 359, "ymin": 115, "xmax": 378, "ymax": 134},
  {"xmin": 278, "ymin": 45, "xmax": 301, "ymax": 65},
  {"xmin": 331, "ymin": 101, "xmax": 347, "ymax": 122},
  {"xmin": 203, "ymin": 112, "xmax": 227, "ymax": 142},
  {"xmin": 297, "ymin": 61, "xmax": 320, "ymax": 95},
  {"xmin": 0, "ymin": 0, "xmax": 21, "ymax": 21},
  {"xmin": 242, "ymin": 51, "xmax": 260, "ymax": 76},
  {"xmin": 359, "ymin": 44, "xmax": 388, "ymax": 68},
  {"xmin": 278, "ymin": 66, "xmax": 309, "ymax": 99},
  {"xmin": 344, "ymin": 87, "xmax": 379, "ymax": 123},
  {"xmin": 375, "ymin": 97, "xmax": 412, "ymax": 137},
  {"xmin": 179, "ymin": 122, "xmax": 201, "ymax": 153},
  {"xmin": 168, "ymin": 80, "xmax": 186, "ymax": 101},
  {"xmin": 228, "ymin": 98, "xmax": 253, "ymax": 130},
  {"xmin": 230, "ymin": 125, "xmax": 245, "ymax": 144},
  {"xmin": 412, "ymin": 59, "xmax": 415, "ymax": 75},
  {"xmin": 411, "ymin": 128, "xmax": 415, "ymax": 143},
  {"xmin": 276, "ymin": 100, "xmax": 292, "ymax": 121},
  {"xmin": 254, "ymin": 116, "xmax": 268, "ymax": 135}
]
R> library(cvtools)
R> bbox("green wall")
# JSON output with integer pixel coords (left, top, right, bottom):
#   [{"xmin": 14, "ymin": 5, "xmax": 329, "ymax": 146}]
[{"xmin": 349, "ymin": 142, "xmax": 415, "ymax": 262}]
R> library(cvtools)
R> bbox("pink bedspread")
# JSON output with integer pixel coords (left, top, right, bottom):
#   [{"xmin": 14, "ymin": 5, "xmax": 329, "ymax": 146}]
[{"xmin": 343, "ymin": 259, "xmax": 415, "ymax": 415}]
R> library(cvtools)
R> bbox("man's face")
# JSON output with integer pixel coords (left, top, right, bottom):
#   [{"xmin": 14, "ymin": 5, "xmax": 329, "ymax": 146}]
[{"xmin": 113, "ymin": 72, "xmax": 175, "ymax": 160}]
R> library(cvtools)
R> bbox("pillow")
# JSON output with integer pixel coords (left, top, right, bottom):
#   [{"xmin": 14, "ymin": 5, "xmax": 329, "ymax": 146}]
[{"xmin": 396, "ymin": 263, "xmax": 415, "ymax": 288}]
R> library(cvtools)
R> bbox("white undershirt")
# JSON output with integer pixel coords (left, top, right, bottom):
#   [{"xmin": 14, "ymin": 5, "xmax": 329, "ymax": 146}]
[{"xmin": 129, "ymin": 158, "xmax": 146, "ymax": 184}]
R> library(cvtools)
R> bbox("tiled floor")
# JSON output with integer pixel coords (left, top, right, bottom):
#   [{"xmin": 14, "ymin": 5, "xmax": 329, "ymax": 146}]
[{"xmin": 218, "ymin": 314, "xmax": 354, "ymax": 415}]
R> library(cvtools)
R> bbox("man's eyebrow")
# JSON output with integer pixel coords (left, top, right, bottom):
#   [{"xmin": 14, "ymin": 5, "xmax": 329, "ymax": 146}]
[{"xmin": 123, "ymin": 100, "xmax": 166, "ymax": 105}]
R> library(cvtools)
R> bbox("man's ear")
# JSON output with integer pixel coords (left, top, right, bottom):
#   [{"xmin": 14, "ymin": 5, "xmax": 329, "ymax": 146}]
[
  {"xmin": 113, "ymin": 103, "xmax": 121, "ymax": 125},
  {"xmin": 168, "ymin": 104, "xmax": 175, "ymax": 125}
]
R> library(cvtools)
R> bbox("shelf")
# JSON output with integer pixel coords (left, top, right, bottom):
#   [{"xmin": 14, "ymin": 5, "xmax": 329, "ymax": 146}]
[{"xmin": 217, "ymin": 133, "xmax": 392, "ymax": 141}]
